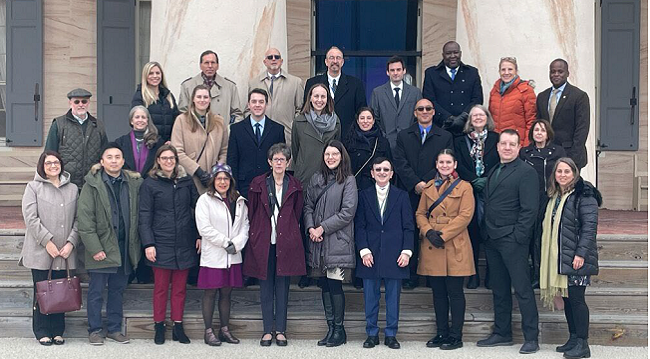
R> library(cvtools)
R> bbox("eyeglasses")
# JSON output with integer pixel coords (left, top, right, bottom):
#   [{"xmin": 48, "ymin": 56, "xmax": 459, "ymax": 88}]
[
  {"xmin": 271, "ymin": 158, "xmax": 287, "ymax": 163},
  {"xmin": 73, "ymin": 99, "xmax": 88, "ymax": 105},
  {"xmin": 327, "ymin": 56, "xmax": 343, "ymax": 61},
  {"xmin": 159, "ymin": 156, "xmax": 176, "ymax": 162},
  {"xmin": 44, "ymin": 161, "xmax": 61, "ymax": 167},
  {"xmin": 324, "ymin": 152, "xmax": 341, "ymax": 158},
  {"xmin": 373, "ymin": 167, "xmax": 391, "ymax": 173},
  {"xmin": 215, "ymin": 176, "xmax": 230, "ymax": 182},
  {"xmin": 266, "ymin": 55, "xmax": 281, "ymax": 60},
  {"xmin": 415, "ymin": 106, "xmax": 434, "ymax": 112}
]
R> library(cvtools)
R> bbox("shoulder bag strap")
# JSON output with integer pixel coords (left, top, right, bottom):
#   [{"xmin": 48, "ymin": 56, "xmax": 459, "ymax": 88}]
[
  {"xmin": 427, "ymin": 178, "xmax": 462, "ymax": 217},
  {"xmin": 314, "ymin": 181, "xmax": 337, "ymax": 207},
  {"xmin": 354, "ymin": 138, "xmax": 379, "ymax": 177}
]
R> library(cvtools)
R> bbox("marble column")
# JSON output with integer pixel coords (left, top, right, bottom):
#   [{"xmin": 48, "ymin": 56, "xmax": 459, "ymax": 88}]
[
  {"xmin": 456, "ymin": 0, "xmax": 596, "ymax": 182},
  {"xmin": 149, "ymin": 0, "xmax": 288, "ymax": 107}
]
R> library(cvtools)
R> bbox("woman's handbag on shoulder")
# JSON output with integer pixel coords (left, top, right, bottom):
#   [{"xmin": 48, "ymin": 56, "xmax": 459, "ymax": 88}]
[{"xmin": 34, "ymin": 259, "xmax": 82, "ymax": 314}]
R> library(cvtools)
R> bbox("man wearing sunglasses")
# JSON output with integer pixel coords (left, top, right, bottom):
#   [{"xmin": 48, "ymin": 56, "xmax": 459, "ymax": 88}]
[
  {"xmin": 393, "ymin": 98, "xmax": 453, "ymax": 289},
  {"xmin": 246, "ymin": 48, "xmax": 304, "ymax": 150}
]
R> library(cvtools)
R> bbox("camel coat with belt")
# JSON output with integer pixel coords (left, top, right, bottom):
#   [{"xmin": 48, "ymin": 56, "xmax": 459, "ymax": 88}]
[
  {"xmin": 415, "ymin": 178, "xmax": 475, "ymax": 277},
  {"xmin": 171, "ymin": 112, "xmax": 228, "ymax": 193}
]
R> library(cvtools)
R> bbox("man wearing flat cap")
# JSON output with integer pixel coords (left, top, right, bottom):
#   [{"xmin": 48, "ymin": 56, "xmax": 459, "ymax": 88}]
[{"xmin": 45, "ymin": 88, "xmax": 108, "ymax": 189}]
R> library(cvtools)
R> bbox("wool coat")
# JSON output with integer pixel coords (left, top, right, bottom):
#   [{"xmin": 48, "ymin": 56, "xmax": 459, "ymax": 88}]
[
  {"xmin": 304, "ymin": 173, "xmax": 358, "ymax": 271},
  {"xmin": 488, "ymin": 77, "xmax": 537, "ymax": 147},
  {"xmin": 138, "ymin": 166, "xmax": 200, "ymax": 270},
  {"xmin": 114, "ymin": 131, "xmax": 165, "ymax": 179},
  {"xmin": 131, "ymin": 84, "xmax": 181, "ymax": 142},
  {"xmin": 354, "ymin": 185, "xmax": 414, "ymax": 279},
  {"xmin": 19, "ymin": 171, "xmax": 79, "ymax": 271},
  {"xmin": 171, "ymin": 111, "xmax": 228, "ymax": 193},
  {"xmin": 290, "ymin": 113, "xmax": 341, "ymax": 188},
  {"xmin": 415, "ymin": 179, "xmax": 475, "ymax": 276},
  {"xmin": 243, "ymin": 173, "xmax": 305, "ymax": 280}
]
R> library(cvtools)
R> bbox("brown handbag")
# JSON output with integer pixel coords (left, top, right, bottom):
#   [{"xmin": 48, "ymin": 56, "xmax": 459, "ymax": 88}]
[{"xmin": 34, "ymin": 259, "xmax": 82, "ymax": 315}]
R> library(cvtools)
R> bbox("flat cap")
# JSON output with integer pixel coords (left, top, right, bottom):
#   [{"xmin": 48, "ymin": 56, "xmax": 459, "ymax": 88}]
[{"xmin": 67, "ymin": 88, "xmax": 92, "ymax": 99}]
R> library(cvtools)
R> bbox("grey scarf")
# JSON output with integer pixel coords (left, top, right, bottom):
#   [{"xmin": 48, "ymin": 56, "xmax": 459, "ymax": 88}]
[{"xmin": 307, "ymin": 110, "xmax": 337, "ymax": 138}]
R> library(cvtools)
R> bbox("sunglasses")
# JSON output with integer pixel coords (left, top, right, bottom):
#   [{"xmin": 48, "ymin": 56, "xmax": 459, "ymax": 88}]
[
  {"xmin": 73, "ymin": 99, "xmax": 88, "ymax": 105},
  {"xmin": 266, "ymin": 55, "xmax": 281, "ymax": 60},
  {"xmin": 415, "ymin": 106, "xmax": 434, "ymax": 112},
  {"xmin": 373, "ymin": 167, "xmax": 392, "ymax": 173}
]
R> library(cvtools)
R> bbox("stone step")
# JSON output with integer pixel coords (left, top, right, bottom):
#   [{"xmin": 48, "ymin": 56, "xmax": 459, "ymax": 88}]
[
  {"xmin": 0, "ymin": 195, "xmax": 21, "ymax": 207},
  {"xmin": 0, "ymin": 168, "xmax": 34, "ymax": 182},
  {"xmin": 0, "ymin": 181, "xmax": 28, "ymax": 196}
]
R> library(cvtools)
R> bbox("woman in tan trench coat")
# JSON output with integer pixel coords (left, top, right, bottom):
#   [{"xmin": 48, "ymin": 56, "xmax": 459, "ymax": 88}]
[{"xmin": 416, "ymin": 148, "xmax": 475, "ymax": 350}]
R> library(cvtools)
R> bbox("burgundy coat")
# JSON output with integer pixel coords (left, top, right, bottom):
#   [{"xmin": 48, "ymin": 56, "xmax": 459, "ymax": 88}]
[{"xmin": 243, "ymin": 172, "xmax": 306, "ymax": 280}]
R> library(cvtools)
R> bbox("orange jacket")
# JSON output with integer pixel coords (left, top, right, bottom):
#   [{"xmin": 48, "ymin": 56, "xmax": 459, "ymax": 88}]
[{"xmin": 488, "ymin": 77, "xmax": 537, "ymax": 147}]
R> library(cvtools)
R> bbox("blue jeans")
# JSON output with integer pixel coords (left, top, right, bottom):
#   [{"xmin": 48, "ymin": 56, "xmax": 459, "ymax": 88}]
[
  {"xmin": 87, "ymin": 271, "xmax": 129, "ymax": 334},
  {"xmin": 362, "ymin": 278, "xmax": 401, "ymax": 337}
]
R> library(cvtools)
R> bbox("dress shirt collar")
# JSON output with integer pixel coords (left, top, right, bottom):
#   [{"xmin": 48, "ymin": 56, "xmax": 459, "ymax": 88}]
[
  {"xmin": 390, "ymin": 81, "xmax": 403, "ymax": 92},
  {"xmin": 250, "ymin": 115, "xmax": 266, "ymax": 129}
]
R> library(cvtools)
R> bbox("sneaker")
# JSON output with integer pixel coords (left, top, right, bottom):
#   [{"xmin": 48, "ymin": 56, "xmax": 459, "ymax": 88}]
[
  {"xmin": 88, "ymin": 331, "xmax": 104, "ymax": 346},
  {"xmin": 106, "ymin": 331, "xmax": 130, "ymax": 344}
]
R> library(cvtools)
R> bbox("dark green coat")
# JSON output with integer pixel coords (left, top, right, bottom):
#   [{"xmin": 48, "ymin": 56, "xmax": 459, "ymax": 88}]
[{"xmin": 77, "ymin": 163, "xmax": 142, "ymax": 270}]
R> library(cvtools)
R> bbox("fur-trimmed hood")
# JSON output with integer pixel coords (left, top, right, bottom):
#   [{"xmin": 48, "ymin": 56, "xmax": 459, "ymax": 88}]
[
  {"xmin": 573, "ymin": 177, "xmax": 603, "ymax": 207},
  {"xmin": 152, "ymin": 164, "xmax": 189, "ymax": 180}
]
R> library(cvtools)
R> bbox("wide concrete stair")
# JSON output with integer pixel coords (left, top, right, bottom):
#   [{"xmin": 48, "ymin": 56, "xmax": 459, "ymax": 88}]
[
  {"xmin": 0, "ymin": 150, "xmax": 41, "ymax": 206},
  {"xmin": 0, "ymin": 230, "xmax": 646, "ymax": 346}
]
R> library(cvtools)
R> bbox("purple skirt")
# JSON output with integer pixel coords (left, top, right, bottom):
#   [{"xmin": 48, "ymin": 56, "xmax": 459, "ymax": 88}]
[{"xmin": 197, "ymin": 264, "xmax": 243, "ymax": 289}]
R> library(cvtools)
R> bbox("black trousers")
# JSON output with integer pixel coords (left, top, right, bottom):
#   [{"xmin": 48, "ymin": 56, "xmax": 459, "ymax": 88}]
[
  {"xmin": 259, "ymin": 244, "xmax": 291, "ymax": 333},
  {"xmin": 31, "ymin": 269, "xmax": 67, "ymax": 339},
  {"xmin": 407, "ymin": 193, "xmax": 421, "ymax": 281},
  {"xmin": 563, "ymin": 286, "xmax": 590, "ymax": 340},
  {"xmin": 428, "ymin": 276, "xmax": 466, "ymax": 339},
  {"xmin": 485, "ymin": 236, "xmax": 539, "ymax": 341}
]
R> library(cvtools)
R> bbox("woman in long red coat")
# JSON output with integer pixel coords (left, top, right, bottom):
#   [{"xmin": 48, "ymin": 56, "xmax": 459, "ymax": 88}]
[{"xmin": 243, "ymin": 143, "xmax": 305, "ymax": 347}]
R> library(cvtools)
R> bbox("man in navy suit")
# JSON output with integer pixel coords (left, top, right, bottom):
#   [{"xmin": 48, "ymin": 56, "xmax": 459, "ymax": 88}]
[
  {"xmin": 536, "ymin": 59, "xmax": 590, "ymax": 169},
  {"xmin": 422, "ymin": 41, "xmax": 483, "ymax": 135},
  {"xmin": 304, "ymin": 46, "xmax": 367, "ymax": 137},
  {"xmin": 370, "ymin": 56, "xmax": 423, "ymax": 149},
  {"xmin": 227, "ymin": 88, "xmax": 285, "ymax": 198},
  {"xmin": 355, "ymin": 157, "xmax": 414, "ymax": 350}
]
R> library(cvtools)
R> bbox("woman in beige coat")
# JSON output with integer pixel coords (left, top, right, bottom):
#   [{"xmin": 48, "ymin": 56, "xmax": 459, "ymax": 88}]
[
  {"xmin": 416, "ymin": 149, "xmax": 475, "ymax": 350},
  {"xmin": 20, "ymin": 151, "xmax": 79, "ymax": 346},
  {"xmin": 172, "ymin": 84, "xmax": 228, "ymax": 193}
]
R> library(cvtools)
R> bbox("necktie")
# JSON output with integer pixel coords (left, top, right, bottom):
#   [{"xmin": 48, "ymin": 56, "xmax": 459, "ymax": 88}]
[
  {"xmin": 421, "ymin": 129, "xmax": 427, "ymax": 144},
  {"xmin": 394, "ymin": 87, "xmax": 400, "ymax": 108},
  {"xmin": 331, "ymin": 79, "xmax": 337, "ymax": 95},
  {"xmin": 549, "ymin": 88, "xmax": 560, "ymax": 122},
  {"xmin": 492, "ymin": 163, "xmax": 504, "ymax": 183},
  {"xmin": 450, "ymin": 68, "xmax": 457, "ymax": 80},
  {"xmin": 269, "ymin": 75, "xmax": 276, "ymax": 96},
  {"xmin": 254, "ymin": 123, "xmax": 262, "ymax": 144}
]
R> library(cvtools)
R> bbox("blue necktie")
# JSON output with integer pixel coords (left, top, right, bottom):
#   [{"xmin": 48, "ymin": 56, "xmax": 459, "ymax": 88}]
[
  {"xmin": 450, "ymin": 68, "xmax": 457, "ymax": 80},
  {"xmin": 255, "ymin": 123, "xmax": 262, "ymax": 144}
]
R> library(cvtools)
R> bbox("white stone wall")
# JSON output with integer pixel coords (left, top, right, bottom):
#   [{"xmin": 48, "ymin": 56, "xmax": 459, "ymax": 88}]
[
  {"xmin": 456, "ymin": 0, "xmax": 596, "ymax": 182},
  {"xmin": 149, "ymin": 0, "xmax": 288, "ymax": 107}
]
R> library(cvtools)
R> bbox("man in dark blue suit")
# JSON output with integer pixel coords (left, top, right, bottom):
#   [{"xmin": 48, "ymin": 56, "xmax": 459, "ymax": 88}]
[
  {"xmin": 422, "ymin": 41, "xmax": 483, "ymax": 135},
  {"xmin": 227, "ymin": 88, "xmax": 285, "ymax": 198},
  {"xmin": 304, "ymin": 46, "xmax": 367, "ymax": 137},
  {"xmin": 355, "ymin": 157, "xmax": 414, "ymax": 350}
]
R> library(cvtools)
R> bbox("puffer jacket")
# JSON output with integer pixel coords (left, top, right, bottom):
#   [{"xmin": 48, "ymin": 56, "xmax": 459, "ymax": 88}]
[
  {"xmin": 131, "ymin": 84, "xmax": 180, "ymax": 143},
  {"xmin": 557, "ymin": 178, "xmax": 602, "ymax": 276},
  {"xmin": 304, "ymin": 173, "xmax": 358, "ymax": 270},
  {"xmin": 138, "ymin": 166, "xmax": 199, "ymax": 270},
  {"xmin": 489, "ymin": 77, "xmax": 537, "ymax": 147}
]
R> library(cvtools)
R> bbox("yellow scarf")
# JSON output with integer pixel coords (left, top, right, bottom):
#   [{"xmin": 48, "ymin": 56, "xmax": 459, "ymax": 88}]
[{"xmin": 539, "ymin": 190, "xmax": 573, "ymax": 310}]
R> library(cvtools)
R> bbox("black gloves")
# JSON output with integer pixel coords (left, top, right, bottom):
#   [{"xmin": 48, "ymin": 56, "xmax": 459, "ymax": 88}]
[
  {"xmin": 224, "ymin": 241, "xmax": 237, "ymax": 255},
  {"xmin": 195, "ymin": 167, "xmax": 211, "ymax": 188},
  {"xmin": 426, "ymin": 230, "xmax": 445, "ymax": 249},
  {"xmin": 471, "ymin": 177, "xmax": 487, "ymax": 193},
  {"xmin": 443, "ymin": 112, "xmax": 469, "ymax": 135}
]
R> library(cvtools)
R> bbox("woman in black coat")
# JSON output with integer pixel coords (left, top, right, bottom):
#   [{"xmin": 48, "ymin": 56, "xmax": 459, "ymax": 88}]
[
  {"xmin": 114, "ymin": 106, "xmax": 164, "ymax": 179},
  {"xmin": 520, "ymin": 119, "xmax": 566, "ymax": 288},
  {"xmin": 540, "ymin": 157, "xmax": 601, "ymax": 359},
  {"xmin": 132, "ymin": 61, "xmax": 180, "ymax": 142},
  {"xmin": 453, "ymin": 104, "xmax": 499, "ymax": 289},
  {"xmin": 139, "ymin": 144, "xmax": 200, "ymax": 345},
  {"xmin": 344, "ymin": 107, "xmax": 392, "ymax": 191}
]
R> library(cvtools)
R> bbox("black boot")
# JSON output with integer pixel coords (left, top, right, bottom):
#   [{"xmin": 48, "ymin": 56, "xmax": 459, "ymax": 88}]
[
  {"xmin": 563, "ymin": 338, "xmax": 590, "ymax": 358},
  {"xmin": 326, "ymin": 293, "xmax": 346, "ymax": 347},
  {"xmin": 317, "ymin": 292, "xmax": 334, "ymax": 346},
  {"xmin": 556, "ymin": 333, "xmax": 578, "ymax": 352},
  {"xmin": 172, "ymin": 322, "xmax": 191, "ymax": 344},
  {"xmin": 298, "ymin": 275, "xmax": 312, "ymax": 288},
  {"xmin": 466, "ymin": 274, "xmax": 479, "ymax": 289},
  {"xmin": 154, "ymin": 322, "xmax": 165, "ymax": 345}
]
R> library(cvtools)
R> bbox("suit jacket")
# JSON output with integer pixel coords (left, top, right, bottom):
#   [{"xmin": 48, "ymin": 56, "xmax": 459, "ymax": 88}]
[
  {"xmin": 246, "ymin": 70, "xmax": 304, "ymax": 148},
  {"xmin": 354, "ymin": 185, "xmax": 414, "ymax": 280},
  {"xmin": 227, "ymin": 116, "xmax": 286, "ymax": 197},
  {"xmin": 536, "ymin": 82, "xmax": 590, "ymax": 169},
  {"xmin": 422, "ymin": 61, "xmax": 484, "ymax": 127},
  {"xmin": 483, "ymin": 158, "xmax": 539, "ymax": 244},
  {"xmin": 304, "ymin": 72, "xmax": 367, "ymax": 136},
  {"xmin": 178, "ymin": 73, "xmax": 243, "ymax": 123},
  {"xmin": 370, "ymin": 81, "xmax": 422, "ymax": 148},
  {"xmin": 393, "ymin": 122, "xmax": 453, "ymax": 195},
  {"xmin": 454, "ymin": 131, "xmax": 500, "ymax": 182}
]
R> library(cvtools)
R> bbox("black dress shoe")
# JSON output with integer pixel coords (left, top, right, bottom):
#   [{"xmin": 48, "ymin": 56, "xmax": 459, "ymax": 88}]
[
  {"xmin": 519, "ymin": 340, "xmax": 540, "ymax": 354},
  {"xmin": 440, "ymin": 337, "xmax": 463, "ymax": 350},
  {"xmin": 476, "ymin": 333, "xmax": 514, "ymax": 347},
  {"xmin": 402, "ymin": 279, "xmax": 419, "ymax": 290},
  {"xmin": 363, "ymin": 335, "xmax": 379, "ymax": 348},
  {"xmin": 260, "ymin": 333, "xmax": 273, "ymax": 347},
  {"xmin": 244, "ymin": 276, "xmax": 258, "ymax": 287},
  {"xmin": 384, "ymin": 336, "xmax": 400, "ymax": 349},
  {"xmin": 466, "ymin": 274, "xmax": 479, "ymax": 289},
  {"xmin": 353, "ymin": 278, "xmax": 363, "ymax": 289},
  {"xmin": 426, "ymin": 334, "xmax": 447, "ymax": 348},
  {"xmin": 275, "ymin": 332, "xmax": 288, "ymax": 346},
  {"xmin": 298, "ymin": 275, "xmax": 312, "ymax": 288}
]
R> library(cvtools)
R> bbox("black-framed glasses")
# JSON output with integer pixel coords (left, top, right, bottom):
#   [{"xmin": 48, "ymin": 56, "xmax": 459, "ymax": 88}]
[
  {"xmin": 415, "ymin": 106, "xmax": 433, "ymax": 112},
  {"xmin": 159, "ymin": 156, "xmax": 176, "ymax": 162},
  {"xmin": 44, "ymin": 161, "xmax": 61, "ymax": 167},
  {"xmin": 271, "ymin": 158, "xmax": 287, "ymax": 163},
  {"xmin": 266, "ymin": 55, "xmax": 281, "ymax": 60},
  {"xmin": 73, "ymin": 99, "xmax": 88, "ymax": 105}
]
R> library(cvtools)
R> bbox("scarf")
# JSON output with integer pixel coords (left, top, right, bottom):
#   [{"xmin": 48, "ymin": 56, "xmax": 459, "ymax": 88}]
[
  {"xmin": 499, "ymin": 75, "xmax": 519, "ymax": 95},
  {"xmin": 434, "ymin": 171, "xmax": 458, "ymax": 190},
  {"xmin": 468, "ymin": 130, "xmax": 488, "ymax": 177},
  {"xmin": 130, "ymin": 130, "xmax": 149, "ymax": 173},
  {"xmin": 375, "ymin": 183, "xmax": 389, "ymax": 220},
  {"xmin": 201, "ymin": 73, "xmax": 216, "ymax": 89},
  {"xmin": 540, "ymin": 190, "xmax": 573, "ymax": 310},
  {"xmin": 306, "ymin": 110, "xmax": 337, "ymax": 138}
]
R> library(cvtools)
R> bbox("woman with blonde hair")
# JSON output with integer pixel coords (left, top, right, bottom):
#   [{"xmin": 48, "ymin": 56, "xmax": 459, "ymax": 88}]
[{"xmin": 132, "ymin": 61, "xmax": 180, "ymax": 142}]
